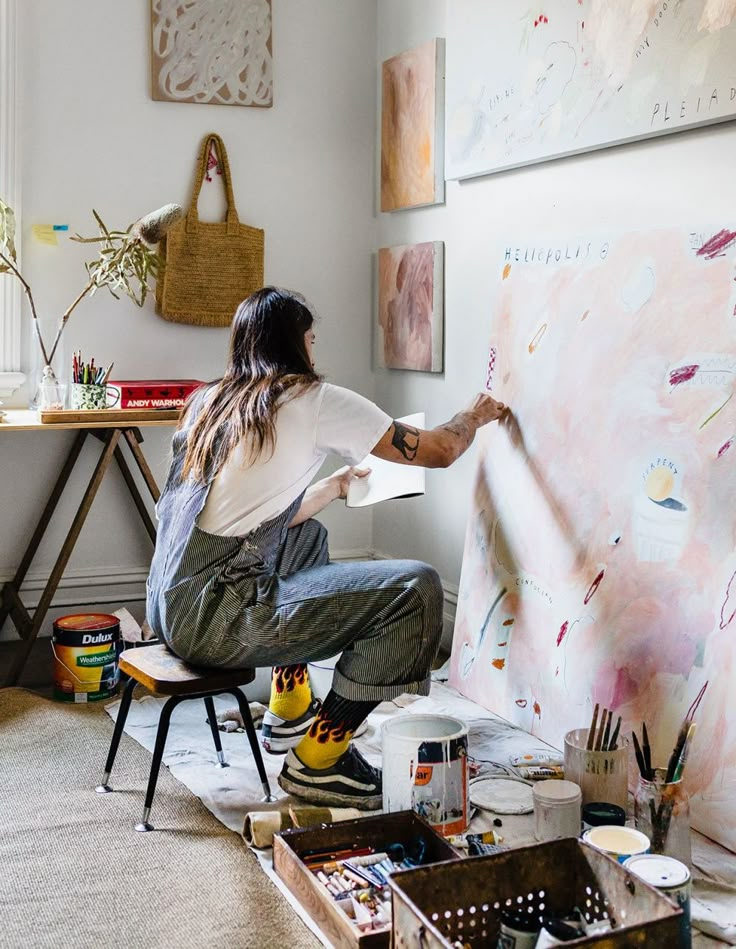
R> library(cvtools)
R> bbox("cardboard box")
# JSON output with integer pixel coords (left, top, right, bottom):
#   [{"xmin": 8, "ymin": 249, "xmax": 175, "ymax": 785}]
[{"xmin": 273, "ymin": 811, "xmax": 459, "ymax": 949}]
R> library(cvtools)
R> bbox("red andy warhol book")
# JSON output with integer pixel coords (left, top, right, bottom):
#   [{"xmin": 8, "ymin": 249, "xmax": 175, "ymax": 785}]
[{"xmin": 109, "ymin": 379, "xmax": 205, "ymax": 409}]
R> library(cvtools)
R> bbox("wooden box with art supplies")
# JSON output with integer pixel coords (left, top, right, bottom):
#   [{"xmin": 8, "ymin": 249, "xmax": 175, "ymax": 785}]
[
  {"xmin": 273, "ymin": 810, "xmax": 459, "ymax": 949},
  {"xmin": 388, "ymin": 837, "xmax": 686, "ymax": 948}
]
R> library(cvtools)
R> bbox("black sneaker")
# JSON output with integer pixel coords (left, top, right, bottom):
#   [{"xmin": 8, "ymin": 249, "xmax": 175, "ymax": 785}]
[
  {"xmin": 278, "ymin": 745, "xmax": 382, "ymax": 809},
  {"xmin": 261, "ymin": 698, "xmax": 321, "ymax": 754}
]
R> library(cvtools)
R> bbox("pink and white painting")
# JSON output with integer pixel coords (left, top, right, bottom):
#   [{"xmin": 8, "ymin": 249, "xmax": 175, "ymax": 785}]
[
  {"xmin": 449, "ymin": 226, "xmax": 736, "ymax": 849},
  {"xmin": 377, "ymin": 241, "xmax": 444, "ymax": 372}
]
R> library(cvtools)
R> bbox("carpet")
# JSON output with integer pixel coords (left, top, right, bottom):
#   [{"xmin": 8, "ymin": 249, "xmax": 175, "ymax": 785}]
[{"xmin": 0, "ymin": 687, "xmax": 319, "ymax": 949}]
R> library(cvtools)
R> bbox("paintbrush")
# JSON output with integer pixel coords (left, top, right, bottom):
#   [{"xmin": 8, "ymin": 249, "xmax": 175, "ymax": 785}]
[
  {"xmin": 595, "ymin": 707, "xmax": 608, "ymax": 751},
  {"xmin": 672, "ymin": 722, "xmax": 697, "ymax": 783},
  {"xmin": 587, "ymin": 703, "xmax": 600, "ymax": 751},
  {"xmin": 632, "ymin": 730, "xmax": 647, "ymax": 778},
  {"xmin": 642, "ymin": 721, "xmax": 652, "ymax": 779},
  {"xmin": 609, "ymin": 716, "xmax": 622, "ymax": 751},
  {"xmin": 665, "ymin": 682, "xmax": 708, "ymax": 782},
  {"xmin": 601, "ymin": 710, "xmax": 613, "ymax": 751}
]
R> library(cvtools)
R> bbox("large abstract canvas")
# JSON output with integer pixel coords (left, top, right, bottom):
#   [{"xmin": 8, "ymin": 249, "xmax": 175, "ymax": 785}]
[
  {"xmin": 449, "ymin": 226, "xmax": 736, "ymax": 848},
  {"xmin": 381, "ymin": 39, "xmax": 445, "ymax": 212},
  {"xmin": 377, "ymin": 241, "xmax": 444, "ymax": 372},
  {"xmin": 446, "ymin": 0, "xmax": 736, "ymax": 179},
  {"xmin": 150, "ymin": 0, "xmax": 273, "ymax": 107}
]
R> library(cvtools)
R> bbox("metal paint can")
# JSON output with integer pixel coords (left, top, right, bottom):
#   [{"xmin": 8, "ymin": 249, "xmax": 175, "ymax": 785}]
[
  {"xmin": 582, "ymin": 825, "xmax": 650, "ymax": 863},
  {"xmin": 52, "ymin": 613, "xmax": 121, "ymax": 702},
  {"xmin": 382, "ymin": 714, "xmax": 469, "ymax": 835},
  {"xmin": 623, "ymin": 854, "xmax": 691, "ymax": 948},
  {"xmin": 496, "ymin": 910, "xmax": 540, "ymax": 948}
]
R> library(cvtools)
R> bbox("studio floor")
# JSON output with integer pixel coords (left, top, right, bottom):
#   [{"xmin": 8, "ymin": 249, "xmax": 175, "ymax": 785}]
[
  {"xmin": 3, "ymin": 679, "xmax": 736, "ymax": 948},
  {"xmin": 0, "ymin": 687, "xmax": 318, "ymax": 949}
]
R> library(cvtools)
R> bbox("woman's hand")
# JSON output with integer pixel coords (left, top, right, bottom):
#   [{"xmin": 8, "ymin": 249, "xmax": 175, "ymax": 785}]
[
  {"xmin": 330, "ymin": 466, "xmax": 371, "ymax": 500},
  {"xmin": 465, "ymin": 392, "xmax": 507, "ymax": 426}
]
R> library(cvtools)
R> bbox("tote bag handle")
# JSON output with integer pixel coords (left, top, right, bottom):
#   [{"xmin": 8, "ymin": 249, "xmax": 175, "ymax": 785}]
[{"xmin": 186, "ymin": 132, "xmax": 240, "ymax": 235}]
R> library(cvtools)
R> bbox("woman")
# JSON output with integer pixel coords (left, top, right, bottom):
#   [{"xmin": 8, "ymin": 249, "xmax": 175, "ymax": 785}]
[{"xmin": 147, "ymin": 287, "xmax": 506, "ymax": 808}]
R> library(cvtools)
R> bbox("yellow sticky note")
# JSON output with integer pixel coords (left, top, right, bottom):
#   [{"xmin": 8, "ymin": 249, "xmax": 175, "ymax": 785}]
[{"xmin": 32, "ymin": 224, "xmax": 58, "ymax": 246}]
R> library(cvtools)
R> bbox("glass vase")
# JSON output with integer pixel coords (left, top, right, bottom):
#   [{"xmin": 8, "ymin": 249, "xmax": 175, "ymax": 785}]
[
  {"xmin": 634, "ymin": 768, "xmax": 691, "ymax": 866},
  {"xmin": 28, "ymin": 320, "xmax": 66, "ymax": 410}
]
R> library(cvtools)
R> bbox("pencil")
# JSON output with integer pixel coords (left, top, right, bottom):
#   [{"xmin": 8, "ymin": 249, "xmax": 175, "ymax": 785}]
[{"xmin": 587, "ymin": 703, "xmax": 600, "ymax": 751}]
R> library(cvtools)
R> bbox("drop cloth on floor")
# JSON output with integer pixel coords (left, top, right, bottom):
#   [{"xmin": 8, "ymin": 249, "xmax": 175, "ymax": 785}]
[{"xmin": 105, "ymin": 679, "xmax": 736, "ymax": 947}]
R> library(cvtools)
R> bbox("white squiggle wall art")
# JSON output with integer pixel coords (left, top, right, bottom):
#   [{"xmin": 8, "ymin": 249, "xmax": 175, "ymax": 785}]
[{"xmin": 150, "ymin": 0, "xmax": 273, "ymax": 108}]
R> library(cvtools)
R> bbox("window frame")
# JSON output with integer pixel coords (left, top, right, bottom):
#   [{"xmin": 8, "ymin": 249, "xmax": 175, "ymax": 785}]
[{"xmin": 0, "ymin": 0, "xmax": 25, "ymax": 396}]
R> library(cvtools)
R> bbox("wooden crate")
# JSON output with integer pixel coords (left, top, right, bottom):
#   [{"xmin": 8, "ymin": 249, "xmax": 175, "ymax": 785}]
[
  {"xmin": 389, "ymin": 838, "xmax": 684, "ymax": 948},
  {"xmin": 273, "ymin": 811, "xmax": 459, "ymax": 949}
]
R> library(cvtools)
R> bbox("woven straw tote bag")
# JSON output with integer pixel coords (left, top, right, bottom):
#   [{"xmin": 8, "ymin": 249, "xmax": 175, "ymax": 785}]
[{"xmin": 156, "ymin": 132, "xmax": 265, "ymax": 326}]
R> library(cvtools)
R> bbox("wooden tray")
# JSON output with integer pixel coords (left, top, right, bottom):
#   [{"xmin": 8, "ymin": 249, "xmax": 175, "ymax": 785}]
[
  {"xmin": 39, "ymin": 407, "xmax": 181, "ymax": 424},
  {"xmin": 273, "ymin": 811, "xmax": 459, "ymax": 949}
]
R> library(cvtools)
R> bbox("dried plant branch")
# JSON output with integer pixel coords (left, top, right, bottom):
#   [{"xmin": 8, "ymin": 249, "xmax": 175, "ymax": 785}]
[{"xmin": 0, "ymin": 200, "xmax": 182, "ymax": 379}]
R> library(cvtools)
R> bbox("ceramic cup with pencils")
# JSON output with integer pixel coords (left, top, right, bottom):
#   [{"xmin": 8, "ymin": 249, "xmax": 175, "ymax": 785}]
[{"xmin": 70, "ymin": 383, "xmax": 119, "ymax": 410}]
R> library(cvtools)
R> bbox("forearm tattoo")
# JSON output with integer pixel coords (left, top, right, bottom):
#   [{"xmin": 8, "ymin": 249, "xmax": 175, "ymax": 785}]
[
  {"xmin": 440, "ymin": 413, "xmax": 474, "ymax": 447},
  {"xmin": 391, "ymin": 420, "xmax": 420, "ymax": 461}
]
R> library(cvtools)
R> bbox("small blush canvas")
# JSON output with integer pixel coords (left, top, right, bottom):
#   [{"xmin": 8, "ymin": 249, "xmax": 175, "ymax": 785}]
[
  {"xmin": 380, "ymin": 38, "xmax": 445, "ymax": 212},
  {"xmin": 377, "ymin": 241, "xmax": 444, "ymax": 373}
]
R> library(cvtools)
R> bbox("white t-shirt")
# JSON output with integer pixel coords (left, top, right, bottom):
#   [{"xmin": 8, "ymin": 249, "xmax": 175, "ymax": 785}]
[{"xmin": 198, "ymin": 383, "xmax": 392, "ymax": 536}]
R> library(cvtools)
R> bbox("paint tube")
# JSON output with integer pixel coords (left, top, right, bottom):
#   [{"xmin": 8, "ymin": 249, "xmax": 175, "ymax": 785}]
[
  {"xmin": 510, "ymin": 753, "xmax": 564, "ymax": 767},
  {"xmin": 517, "ymin": 765, "xmax": 565, "ymax": 780}
]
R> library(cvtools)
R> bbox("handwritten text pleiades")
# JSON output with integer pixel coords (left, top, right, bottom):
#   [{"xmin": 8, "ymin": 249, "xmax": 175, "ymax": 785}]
[{"xmin": 651, "ymin": 87, "xmax": 735, "ymax": 127}]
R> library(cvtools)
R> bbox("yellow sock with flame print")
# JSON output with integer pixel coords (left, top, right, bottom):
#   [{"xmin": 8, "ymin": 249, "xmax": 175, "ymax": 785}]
[
  {"xmin": 294, "ymin": 693, "xmax": 377, "ymax": 770},
  {"xmin": 268, "ymin": 664, "xmax": 312, "ymax": 721}
]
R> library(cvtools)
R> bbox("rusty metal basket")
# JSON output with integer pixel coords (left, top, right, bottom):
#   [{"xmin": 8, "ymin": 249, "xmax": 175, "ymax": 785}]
[{"xmin": 388, "ymin": 838, "xmax": 683, "ymax": 947}]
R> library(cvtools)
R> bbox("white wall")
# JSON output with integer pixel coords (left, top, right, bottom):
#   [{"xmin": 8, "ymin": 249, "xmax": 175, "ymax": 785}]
[
  {"xmin": 374, "ymin": 0, "xmax": 736, "ymax": 637},
  {"xmin": 1, "ymin": 0, "xmax": 377, "ymax": 641}
]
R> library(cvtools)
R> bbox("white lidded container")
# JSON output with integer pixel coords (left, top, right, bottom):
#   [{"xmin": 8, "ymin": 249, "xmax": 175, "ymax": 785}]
[{"xmin": 533, "ymin": 779, "xmax": 582, "ymax": 841}]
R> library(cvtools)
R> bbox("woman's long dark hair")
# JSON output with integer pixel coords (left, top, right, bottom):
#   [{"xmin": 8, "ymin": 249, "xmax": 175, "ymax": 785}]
[{"xmin": 182, "ymin": 287, "xmax": 321, "ymax": 482}]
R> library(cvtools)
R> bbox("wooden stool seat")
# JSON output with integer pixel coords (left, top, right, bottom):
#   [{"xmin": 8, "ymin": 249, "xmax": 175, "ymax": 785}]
[
  {"xmin": 119, "ymin": 644, "xmax": 255, "ymax": 696},
  {"xmin": 97, "ymin": 642, "xmax": 274, "ymax": 831}
]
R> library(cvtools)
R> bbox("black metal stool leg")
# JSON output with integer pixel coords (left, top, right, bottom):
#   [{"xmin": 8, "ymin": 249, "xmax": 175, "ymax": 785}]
[
  {"xmin": 96, "ymin": 676, "xmax": 137, "ymax": 794},
  {"xmin": 135, "ymin": 695, "xmax": 183, "ymax": 832},
  {"xmin": 203, "ymin": 696, "xmax": 228, "ymax": 768},
  {"xmin": 229, "ymin": 689, "xmax": 276, "ymax": 802}
]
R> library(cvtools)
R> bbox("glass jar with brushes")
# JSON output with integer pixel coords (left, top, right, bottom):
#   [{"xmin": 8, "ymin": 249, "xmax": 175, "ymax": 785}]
[{"xmin": 634, "ymin": 768, "xmax": 691, "ymax": 866}]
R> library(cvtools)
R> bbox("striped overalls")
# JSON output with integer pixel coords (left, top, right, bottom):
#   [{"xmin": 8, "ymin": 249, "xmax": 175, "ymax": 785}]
[{"xmin": 146, "ymin": 409, "xmax": 445, "ymax": 703}]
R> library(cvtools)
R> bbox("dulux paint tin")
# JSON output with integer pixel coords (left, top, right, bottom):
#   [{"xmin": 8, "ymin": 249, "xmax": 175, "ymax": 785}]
[
  {"xmin": 52, "ymin": 613, "xmax": 121, "ymax": 703},
  {"xmin": 624, "ymin": 854, "xmax": 691, "ymax": 948},
  {"xmin": 382, "ymin": 714, "xmax": 469, "ymax": 836}
]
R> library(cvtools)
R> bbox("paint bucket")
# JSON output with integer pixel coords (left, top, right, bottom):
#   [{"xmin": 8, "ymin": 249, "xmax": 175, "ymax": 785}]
[
  {"xmin": 582, "ymin": 825, "xmax": 651, "ymax": 864},
  {"xmin": 382, "ymin": 714, "xmax": 469, "ymax": 836},
  {"xmin": 52, "ymin": 613, "xmax": 121, "ymax": 703}
]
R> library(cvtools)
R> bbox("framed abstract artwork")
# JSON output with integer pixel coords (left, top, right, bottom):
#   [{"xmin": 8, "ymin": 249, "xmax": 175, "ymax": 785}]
[
  {"xmin": 381, "ymin": 38, "xmax": 445, "ymax": 212},
  {"xmin": 446, "ymin": 0, "xmax": 736, "ymax": 179},
  {"xmin": 150, "ymin": 0, "xmax": 273, "ymax": 107},
  {"xmin": 449, "ymin": 225, "xmax": 736, "ymax": 849},
  {"xmin": 376, "ymin": 241, "xmax": 444, "ymax": 373}
]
